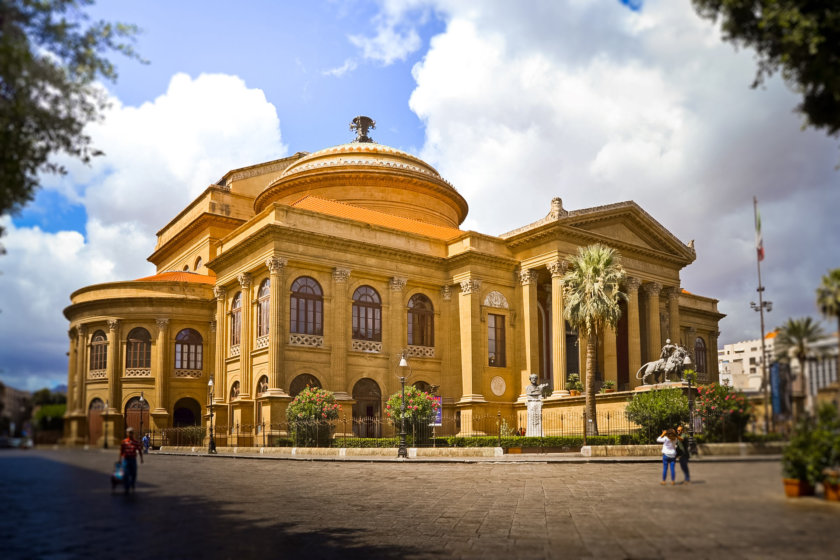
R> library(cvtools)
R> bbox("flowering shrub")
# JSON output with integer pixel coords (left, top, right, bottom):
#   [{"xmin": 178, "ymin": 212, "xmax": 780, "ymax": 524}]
[
  {"xmin": 625, "ymin": 388, "xmax": 689, "ymax": 443},
  {"xmin": 695, "ymin": 383, "xmax": 753, "ymax": 442},
  {"xmin": 286, "ymin": 386, "xmax": 340, "ymax": 446},
  {"xmin": 385, "ymin": 386, "xmax": 439, "ymax": 432}
]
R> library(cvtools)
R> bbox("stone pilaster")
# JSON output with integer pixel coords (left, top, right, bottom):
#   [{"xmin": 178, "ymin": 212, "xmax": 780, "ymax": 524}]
[
  {"xmin": 665, "ymin": 286, "xmax": 681, "ymax": 345},
  {"xmin": 644, "ymin": 282, "xmax": 662, "ymax": 364},
  {"xmin": 66, "ymin": 328, "xmax": 77, "ymax": 414},
  {"xmin": 265, "ymin": 257, "xmax": 288, "ymax": 396},
  {"xmin": 154, "ymin": 318, "xmax": 169, "ymax": 414},
  {"xmin": 213, "ymin": 286, "xmax": 226, "ymax": 404},
  {"xmin": 603, "ymin": 324, "xmax": 618, "ymax": 386},
  {"xmin": 547, "ymin": 261, "xmax": 568, "ymax": 396},
  {"xmin": 457, "ymin": 279, "xmax": 485, "ymax": 402},
  {"xmin": 331, "ymin": 267, "xmax": 351, "ymax": 399},
  {"xmin": 625, "ymin": 278, "xmax": 642, "ymax": 389},
  {"xmin": 519, "ymin": 269, "xmax": 540, "ymax": 401},
  {"xmin": 106, "ymin": 319, "xmax": 120, "ymax": 413},
  {"xmin": 238, "ymin": 273, "xmax": 253, "ymax": 398}
]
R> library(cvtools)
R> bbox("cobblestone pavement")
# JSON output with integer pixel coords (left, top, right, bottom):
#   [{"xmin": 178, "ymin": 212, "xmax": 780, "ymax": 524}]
[{"xmin": 1, "ymin": 449, "xmax": 838, "ymax": 560}]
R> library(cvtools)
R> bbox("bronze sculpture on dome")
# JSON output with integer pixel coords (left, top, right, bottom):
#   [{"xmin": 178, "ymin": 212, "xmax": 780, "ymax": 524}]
[{"xmin": 350, "ymin": 115, "xmax": 376, "ymax": 143}]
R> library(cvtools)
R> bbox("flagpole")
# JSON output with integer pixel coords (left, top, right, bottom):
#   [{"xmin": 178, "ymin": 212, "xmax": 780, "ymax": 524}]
[{"xmin": 753, "ymin": 196, "xmax": 771, "ymax": 434}]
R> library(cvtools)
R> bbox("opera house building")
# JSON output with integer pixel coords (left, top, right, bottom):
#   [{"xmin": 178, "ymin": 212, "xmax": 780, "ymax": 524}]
[{"xmin": 63, "ymin": 117, "xmax": 723, "ymax": 445}]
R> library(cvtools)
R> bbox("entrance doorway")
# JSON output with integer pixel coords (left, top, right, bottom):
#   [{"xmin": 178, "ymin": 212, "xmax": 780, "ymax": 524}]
[{"xmin": 352, "ymin": 378, "xmax": 381, "ymax": 437}]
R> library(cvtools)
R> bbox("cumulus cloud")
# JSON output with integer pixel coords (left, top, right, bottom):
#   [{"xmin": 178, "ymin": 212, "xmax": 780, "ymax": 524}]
[
  {"xmin": 322, "ymin": 58, "xmax": 359, "ymax": 77},
  {"xmin": 396, "ymin": 0, "xmax": 838, "ymax": 343},
  {"xmin": 0, "ymin": 73, "xmax": 287, "ymax": 391},
  {"xmin": 348, "ymin": 0, "xmax": 430, "ymax": 64}
]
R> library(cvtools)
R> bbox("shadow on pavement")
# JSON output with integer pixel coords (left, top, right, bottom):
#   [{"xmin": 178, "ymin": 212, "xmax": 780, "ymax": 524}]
[{"xmin": 0, "ymin": 452, "xmax": 433, "ymax": 559}]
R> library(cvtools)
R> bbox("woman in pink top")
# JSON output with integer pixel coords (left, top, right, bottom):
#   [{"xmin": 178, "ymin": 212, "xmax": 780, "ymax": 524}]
[{"xmin": 656, "ymin": 429, "xmax": 678, "ymax": 485}]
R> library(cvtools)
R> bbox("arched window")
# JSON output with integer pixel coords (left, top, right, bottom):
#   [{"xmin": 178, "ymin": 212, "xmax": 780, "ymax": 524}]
[
  {"xmin": 352, "ymin": 285, "xmax": 381, "ymax": 341},
  {"xmin": 289, "ymin": 373, "xmax": 321, "ymax": 397},
  {"xmin": 90, "ymin": 330, "xmax": 107, "ymax": 371},
  {"xmin": 230, "ymin": 292, "xmax": 242, "ymax": 347},
  {"xmin": 694, "ymin": 337, "xmax": 707, "ymax": 373},
  {"xmin": 194, "ymin": 256, "xmax": 202, "ymax": 271},
  {"xmin": 413, "ymin": 381, "xmax": 432, "ymax": 394},
  {"xmin": 290, "ymin": 277, "xmax": 323, "ymax": 335},
  {"xmin": 126, "ymin": 327, "xmax": 152, "ymax": 369},
  {"xmin": 257, "ymin": 279, "xmax": 270, "ymax": 337},
  {"xmin": 408, "ymin": 294, "xmax": 434, "ymax": 347},
  {"xmin": 175, "ymin": 329, "xmax": 203, "ymax": 370}
]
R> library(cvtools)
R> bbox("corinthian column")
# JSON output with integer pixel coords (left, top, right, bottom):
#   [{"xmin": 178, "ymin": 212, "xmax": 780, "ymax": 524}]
[
  {"xmin": 331, "ymin": 267, "xmax": 351, "ymax": 399},
  {"xmin": 457, "ymin": 278, "xmax": 484, "ymax": 401},
  {"xmin": 644, "ymin": 282, "xmax": 663, "ymax": 364},
  {"xmin": 520, "ymin": 269, "xmax": 540, "ymax": 401},
  {"xmin": 625, "ymin": 278, "xmax": 642, "ymax": 389},
  {"xmin": 66, "ymin": 328, "xmax": 78, "ymax": 414},
  {"xmin": 547, "ymin": 261, "xmax": 568, "ymax": 396},
  {"xmin": 389, "ymin": 277, "xmax": 406, "ymax": 397},
  {"xmin": 154, "ymin": 318, "xmax": 169, "ymax": 413},
  {"xmin": 238, "ymin": 273, "xmax": 253, "ymax": 398},
  {"xmin": 265, "ymin": 257, "xmax": 288, "ymax": 395},
  {"xmin": 664, "ymin": 286, "xmax": 682, "ymax": 345},
  {"xmin": 213, "ymin": 286, "xmax": 226, "ymax": 403},
  {"xmin": 106, "ymin": 319, "xmax": 120, "ymax": 412}
]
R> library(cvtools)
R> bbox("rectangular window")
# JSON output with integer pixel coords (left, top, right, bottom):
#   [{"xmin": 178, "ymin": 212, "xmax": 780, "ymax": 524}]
[{"xmin": 488, "ymin": 314, "xmax": 506, "ymax": 367}]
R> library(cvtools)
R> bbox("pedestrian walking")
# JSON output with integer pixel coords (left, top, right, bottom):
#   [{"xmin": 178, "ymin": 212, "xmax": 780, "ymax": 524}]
[
  {"xmin": 119, "ymin": 427, "xmax": 144, "ymax": 494},
  {"xmin": 142, "ymin": 432, "xmax": 150, "ymax": 454},
  {"xmin": 675, "ymin": 425, "xmax": 690, "ymax": 484},
  {"xmin": 656, "ymin": 428, "xmax": 678, "ymax": 485}
]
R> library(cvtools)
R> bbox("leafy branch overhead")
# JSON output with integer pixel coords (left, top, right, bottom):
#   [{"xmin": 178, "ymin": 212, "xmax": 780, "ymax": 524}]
[
  {"xmin": 691, "ymin": 1, "xmax": 840, "ymax": 140},
  {"xmin": 0, "ymin": 0, "xmax": 143, "ymax": 226}
]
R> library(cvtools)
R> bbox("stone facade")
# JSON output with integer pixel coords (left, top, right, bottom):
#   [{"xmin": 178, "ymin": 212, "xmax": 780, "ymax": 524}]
[{"xmin": 63, "ymin": 126, "xmax": 724, "ymax": 445}]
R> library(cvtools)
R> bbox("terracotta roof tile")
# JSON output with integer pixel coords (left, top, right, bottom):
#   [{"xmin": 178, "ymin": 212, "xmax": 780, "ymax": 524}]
[
  {"xmin": 290, "ymin": 195, "xmax": 464, "ymax": 241},
  {"xmin": 135, "ymin": 271, "xmax": 216, "ymax": 284}
]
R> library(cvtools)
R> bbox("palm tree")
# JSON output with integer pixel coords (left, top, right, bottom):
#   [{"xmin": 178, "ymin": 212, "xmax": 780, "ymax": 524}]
[
  {"xmin": 562, "ymin": 244, "xmax": 626, "ymax": 435},
  {"xmin": 775, "ymin": 317, "xmax": 824, "ymax": 418},
  {"xmin": 816, "ymin": 268, "xmax": 840, "ymax": 389}
]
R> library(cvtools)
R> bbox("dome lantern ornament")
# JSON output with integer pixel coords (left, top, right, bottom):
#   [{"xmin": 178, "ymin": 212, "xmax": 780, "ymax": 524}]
[{"xmin": 350, "ymin": 115, "xmax": 376, "ymax": 143}]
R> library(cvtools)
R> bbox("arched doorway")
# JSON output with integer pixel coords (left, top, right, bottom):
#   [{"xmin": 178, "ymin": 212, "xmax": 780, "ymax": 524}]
[
  {"xmin": 173, "ymin": 397, "xmax": 201, "ymax": 427},
  {"xmin": 88, "ymin": 398, "xmax": 105, "ymax": 445},
  {"xmin": 352, "ymin": 378, "xmax": 381, "ymax": 438},
  {"xmin": 289, "ymin": 373, "xmax": 321, "ymax": 397},
  {"xmin": 125, "ymin": 396, "xmax": 150, "ymax": 436}
]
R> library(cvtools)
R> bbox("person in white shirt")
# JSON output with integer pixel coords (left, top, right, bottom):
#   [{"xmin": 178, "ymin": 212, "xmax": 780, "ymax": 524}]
[{"xmin": 657, "ymin": 428, "xmax": 678, "ymax": 485}]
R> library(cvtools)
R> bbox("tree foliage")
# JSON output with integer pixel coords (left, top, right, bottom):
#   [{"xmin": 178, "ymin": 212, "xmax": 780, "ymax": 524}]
[
  {"xmin": 691, "ymin": 1, "xmax": 840, "ymax": 140},
  {"xmin": 695, "ymin": 382, "xmax": 753, "ymax": 442},
  {"xmin": 816, "ymin": 268, "xmax": 840, "ymax": 335},
  {"xmin": 0, "ymin": 0, "xmax": 141, "ymax": 228},
  {"xmin": 774, "ymin": 316, "xmax": 824, "ymax": 417},
  {"xmin": 562, "ymin": 244, "xmax": 626, "ymax": 435},
  {"xmin": 625, "ymin": 388, "xmax": 690, "ymax": 443},
  {"xmin": 385, "ymin": 385, "xmax": 439, "ymax": 431}
]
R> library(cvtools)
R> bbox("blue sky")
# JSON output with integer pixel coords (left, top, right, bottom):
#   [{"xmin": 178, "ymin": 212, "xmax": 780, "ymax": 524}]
[{"xmin": 2, "ymin": 0, "xmax": 838, "ymax": 392}]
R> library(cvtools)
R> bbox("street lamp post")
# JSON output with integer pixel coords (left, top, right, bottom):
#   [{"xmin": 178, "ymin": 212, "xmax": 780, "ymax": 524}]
[
  {"xmin": 397, "ymin": 353, "xmax": 410, "ymax": 459},
  {"xmin": 208, "ymin": 378, "xmax": 217, "ymax": 454},
  {"xmin": 683, "ymin": 355, "xmax": 698, "ymax": 456},
  {"xmin": 138, "ymin": 392, "xmax": 144, "ymax": 443}
]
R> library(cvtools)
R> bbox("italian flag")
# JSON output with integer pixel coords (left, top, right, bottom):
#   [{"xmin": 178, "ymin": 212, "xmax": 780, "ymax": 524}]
[{"xmin": 755, "ymin": 200, "xmax": 764, "ymax": 262}]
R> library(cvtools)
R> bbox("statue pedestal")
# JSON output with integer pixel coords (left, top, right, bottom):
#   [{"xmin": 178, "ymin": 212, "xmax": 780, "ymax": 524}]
[{"xmin": 526, "ymin": 398, "xmax": 542, "ymax": 437}]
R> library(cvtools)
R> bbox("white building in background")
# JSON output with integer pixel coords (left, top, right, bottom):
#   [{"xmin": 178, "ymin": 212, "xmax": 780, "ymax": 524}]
[{"xmin": 718, "ymin": 331, "xmax": 838, "ymax": 400}]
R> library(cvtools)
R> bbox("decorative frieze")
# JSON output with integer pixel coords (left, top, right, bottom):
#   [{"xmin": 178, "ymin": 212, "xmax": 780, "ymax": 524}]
[
  {"xmin": 390, "ymin": 277, "xmax": 407, "ymax": 291},
  {"xmin": 459, "ymin": 279, "xmax": 481, "ymax": 295},
  {"xmin": 289, "ymin": 333, "xmax": 324, "ymax": 348},
  {"xmin": 519, "ymin": 269, "xmax": 539, "ymax": 286},
  {"xmin": 483, "ymin": 291, "xmax": 509, "ymax": 309},
  {"xmin": 352, "ymin": 339, "xmax": 382, "ymax": 353},
  {"xmin": 174, "ymin": 369, "xmax": 203, "ymax": 378},
  {"xmin": 333, "ymin": 267, "xmax": 351, "ymax": 283},
  {"xmin": 406, "ymin": 345, "xmax": 435, "ymax": 358}
]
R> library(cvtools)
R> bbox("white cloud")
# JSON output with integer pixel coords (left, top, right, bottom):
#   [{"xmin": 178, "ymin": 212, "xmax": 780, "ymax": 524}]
[
  {"xmin": 0, "ymin": 73, "xmax": 287, "ymax": 391},
  {"xmin": 322, "ymin": 58, "xmax": 359, "ymax": 77},
  {"xmin": 348, "ymin": 0, "xmax": 430, "ymax": 64}
]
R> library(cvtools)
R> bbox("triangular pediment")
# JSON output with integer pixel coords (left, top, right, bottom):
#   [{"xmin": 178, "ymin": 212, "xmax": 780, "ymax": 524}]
[{"xmin": 572, "ymin": 220, "xmax": 654, "ymax": 250}]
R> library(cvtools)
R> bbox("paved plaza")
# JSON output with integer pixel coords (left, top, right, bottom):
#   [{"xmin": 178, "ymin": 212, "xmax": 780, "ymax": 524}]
[{"xmin": 1, "ymin": 449, "xmax": 838, "ymax": 559}]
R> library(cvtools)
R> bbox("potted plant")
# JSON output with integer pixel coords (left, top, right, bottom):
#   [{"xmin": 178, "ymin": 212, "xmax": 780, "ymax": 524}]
[
  {"xmin": 823, "ymin": 468, "xmax": 840, "ymax": 502},
  {"xmin": 600, "ymin": 380, "xmax": 616, "ymax": 393},
  {"xmin": 781, "ymin": 439, "xmax": 815, "ymax": 497},
  {"xmin": 567, "ymin": 373, "xmax": 583, "ymax": 396}
]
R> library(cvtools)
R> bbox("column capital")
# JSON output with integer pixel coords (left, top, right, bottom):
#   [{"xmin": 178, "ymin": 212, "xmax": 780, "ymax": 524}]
[
  {"xmin": 213, "ymin": 285, "xmax": 226, "ymax": 300},
  {"xmin": 519, "ymin": 269, "xmax": 539, "ymax": 286},
  {"xmin": 68, "ymin": 326, "xmax": 78, "ymax": 340},
  {"xmin": 266, "ymin": 256, "xmax": 287, "ymax": 274},
  {"xmin": 459, "ymin": 279, "xmax": 481, "ymax": 295},
  {"xmin": 107, "ymin": 319, "xmax": 120, "ymax": 332},
  {"xmin": 332, "ymin": 267, "xmax": 351, "ymax": 283},
  {"xmin": 156, "ymin": 318, "xmax": 170, "ymax": 333},
  {"xmin": 441, "ymin": 285, "xmax": 452, "ymax": 301},
  {"xmin": 546, "ymin": 260, "xmax": 567, "ymax": 278},
  {"xmin": 237, "ymin": 272, "xmax": 252, "ymax": 289},
  {"xmin": 624, "ymin": 277, "xmax": 641, "ymax": 292},
  {"xmin": 663, "ymin": 286, "xmax": 682, "ymax": 301},
  {"xmin": 77, "ymin": 324, "xmax": 87, "ymax": 337},
  {"xmin": 390, "ymin": 277, "xmax": 407, "ymax": 291},
  {"xmin": 209, "ymin": 320, "xmax": 216, "ymax": 333},
  {"xmin": 643, "ymin": 281, "xmax": 662, "ymax": 296}
]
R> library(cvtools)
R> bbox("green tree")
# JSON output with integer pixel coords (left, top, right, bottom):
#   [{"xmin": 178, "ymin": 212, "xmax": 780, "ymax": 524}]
[
  {"xmin": 775, "ymin": 316, "xmax": 824, "ymax": 418},
  {"xmin": 816, "ymin": 268, "xmax": 840, "ymax": 388},
  {"xmin": 0, "ymin": 0, "xmax": 141, "ymax": 232},
  {"xmin": 691, "ymin": 1, "xmax": 840, "ymax": 145},
  {"xmin": 562, "ymin": 244, "xmax": 627, "ymax": 435},
  {"xmin": 694, "ymin": 382, "xmax": 753, "ymax": 442},
  {"xmin": 625, "ymin": 388, "xmax": 690, "ymax": 443}
]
